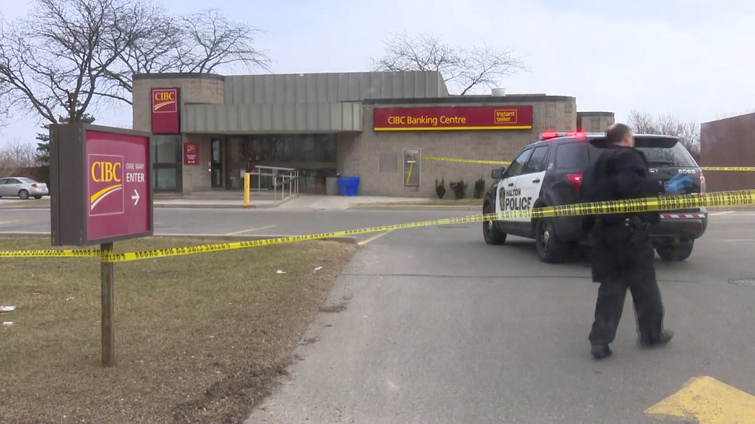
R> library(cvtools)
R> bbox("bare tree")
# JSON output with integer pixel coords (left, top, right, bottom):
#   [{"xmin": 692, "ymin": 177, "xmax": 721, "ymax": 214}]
[
  {"xmin": 0, "ymin": 139, "xmax": 38, "ymax": 176},
  {"xmin": 103, "ymin": 8, "xmax": 272, "ymax": 105},
  {"xmin": 627, "ymin": 110, "xmax": 700, "ymax": 155},
  {"xmin": 371, "ymin": 31, "xmax": 529, "ymax": 96},
  {"xmin": 0, "ymin": 0, "xmax": 139, "ymax": 125},
  {"xmin": 0, "ymin": 1, "xmax": 272, "ymax": 125},
  {"xmin": 0, "ymin": 18, "xmax": 10, "ymax": 128}
]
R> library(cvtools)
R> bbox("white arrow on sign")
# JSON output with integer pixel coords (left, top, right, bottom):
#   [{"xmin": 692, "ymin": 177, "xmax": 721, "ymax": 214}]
[{"xmin": 131, "ymin": 189, "xmax": 140, "ymax": 206}]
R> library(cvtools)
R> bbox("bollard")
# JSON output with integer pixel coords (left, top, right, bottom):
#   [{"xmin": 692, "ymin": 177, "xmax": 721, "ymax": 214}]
[{"xmin": 243, "ymin": 172, "xmax": 251, "ymax": 208}]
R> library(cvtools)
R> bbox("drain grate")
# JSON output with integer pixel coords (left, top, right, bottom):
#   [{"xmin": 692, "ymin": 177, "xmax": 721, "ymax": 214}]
[{"xmin": 728, "ymin": 278, "xmax": 755, "ymax": 287}]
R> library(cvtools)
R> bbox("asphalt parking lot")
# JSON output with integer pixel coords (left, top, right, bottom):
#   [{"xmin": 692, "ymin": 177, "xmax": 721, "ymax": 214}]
[
  {"xmin": 237, "ymin": 210, "xmax": 755, "ymax": 424},
  {"xmin": 2, "ymin": 208, "xmax": 755, "ymax": 423}
]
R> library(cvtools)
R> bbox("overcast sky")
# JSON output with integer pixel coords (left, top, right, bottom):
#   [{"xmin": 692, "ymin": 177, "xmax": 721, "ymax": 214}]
[{"xmin": 2, "ymin": 0, "xmax": 754, "ymax": 145}]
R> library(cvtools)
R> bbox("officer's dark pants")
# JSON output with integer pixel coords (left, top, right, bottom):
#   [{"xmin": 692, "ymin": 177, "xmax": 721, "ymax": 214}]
[{"xmin": 588, "ymin": 221, "xmax": 665, "ymax": 346}]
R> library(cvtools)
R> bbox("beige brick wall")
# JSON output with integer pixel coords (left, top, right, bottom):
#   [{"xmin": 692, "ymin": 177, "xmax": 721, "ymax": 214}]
[
  {"xmin": 132, "ymin": 75, "xmax": 225, "ymax": 193},
  {"xmin": 577, "ymin": 112, "xmax": 615, "ymax": 133},
  {"xmin": 341, "ymin": 99, "xmax": 578, "ymax": 198},
  {"xmin": 132, "ymin": 76, "xmax": 225, "ymax": 132}
]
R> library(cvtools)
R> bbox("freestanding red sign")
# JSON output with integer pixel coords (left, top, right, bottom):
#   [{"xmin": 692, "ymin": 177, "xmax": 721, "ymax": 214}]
[
  {"xmin": 49, "ymin": 123, "xmax": 154, "ymax": 367},
  {"xmin": 86, "ymin": 130, "xmax": 151, "ymax": 242},
  {"xmin": 50, "ymin": 124, "xmax": 154, "ymax": 246},
  {"xmin": 184, "ymin": 142, "xmax": 199, "ymax": 165}
]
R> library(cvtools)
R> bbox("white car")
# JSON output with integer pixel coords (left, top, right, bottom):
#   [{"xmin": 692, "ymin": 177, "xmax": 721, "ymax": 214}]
[{"xmin": 0, "ymin": 176, "xmax": 49, "ymax": 199}]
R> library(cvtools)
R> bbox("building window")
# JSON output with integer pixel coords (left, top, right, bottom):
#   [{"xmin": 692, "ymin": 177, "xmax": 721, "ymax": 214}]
[{"xmin": 152, "ymin": 135, "xmax": 183, "ymax": 192}]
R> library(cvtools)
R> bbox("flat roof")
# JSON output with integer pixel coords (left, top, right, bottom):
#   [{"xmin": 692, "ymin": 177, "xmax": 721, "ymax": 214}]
[
  {"xmin": 134, "ymin": 72, "xmax": 225, "ymax": 81},
  {"xmin": 363, "ymin": 94, "xmax": 576, "ymax": 105}
]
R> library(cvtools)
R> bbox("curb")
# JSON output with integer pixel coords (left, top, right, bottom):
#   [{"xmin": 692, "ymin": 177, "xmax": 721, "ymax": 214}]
[
  {"xmin": 0, "ymin": 204, "xmax": 276, "ymax": 210},
  {"xmin": 150, "ymin": 233, "xmax": 358, "ymax": 244},
  {"xmin": 348, "ymin": 205, "xmax": 481, "ymax": 211},
  {"xmin": 153, "ymin": 203, "xmax": 276, "ymax": 209},
  {"xmin": 0, "ymin": 232, "xmax": 358, "ymax": 245}
]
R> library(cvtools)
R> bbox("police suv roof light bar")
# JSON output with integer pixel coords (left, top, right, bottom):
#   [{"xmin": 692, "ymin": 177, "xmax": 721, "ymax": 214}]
[{"xmin": 539, "ymin": 131, "xmax": 587, "ymax": 140}]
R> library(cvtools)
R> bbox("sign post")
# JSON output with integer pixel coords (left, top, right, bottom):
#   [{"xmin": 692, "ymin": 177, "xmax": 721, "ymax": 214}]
[{"xmin": 49, "ymin": 123, "xmax": 153, "ymax": 367}]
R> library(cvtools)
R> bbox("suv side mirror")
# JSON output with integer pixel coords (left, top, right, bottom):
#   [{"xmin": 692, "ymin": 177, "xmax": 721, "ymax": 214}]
[{"xmin": 491, "ymin": 166, "xmax": 507, "ymax": 180}]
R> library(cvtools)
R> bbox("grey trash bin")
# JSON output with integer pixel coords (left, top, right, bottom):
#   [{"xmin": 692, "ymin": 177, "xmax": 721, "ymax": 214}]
[{"xmin": 326, "ymin": 176, "xmax": 340, "ymax": 195}]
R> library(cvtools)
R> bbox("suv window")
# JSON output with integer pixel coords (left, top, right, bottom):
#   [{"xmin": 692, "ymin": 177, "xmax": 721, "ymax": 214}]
[
  {"xmin": 635, "ymin": 137, "xmax": 697, "ymax": 167},
  {"xmin": 507, "ymin": 148, "xmax": 533, "ymax": 177},
  {"xmin": 555, "ymin": 142, "xmax": 589, "ymax": 169},
  {"xmin": 522, "ymin": 145, "xmax": 549, "ymax": 174},
  {"xmin": 587, "ymin": 136, "xmax": 697, "ymax": 167}
]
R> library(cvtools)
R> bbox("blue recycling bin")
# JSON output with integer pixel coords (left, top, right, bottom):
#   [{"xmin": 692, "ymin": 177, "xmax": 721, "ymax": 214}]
[{"xmin": 338, "ymin": 176, "xmax": 360, "ymax": 196}]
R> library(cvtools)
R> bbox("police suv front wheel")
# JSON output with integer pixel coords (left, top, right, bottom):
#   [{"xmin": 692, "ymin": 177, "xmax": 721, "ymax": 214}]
[
  {"xmin": 482, "ymin": 202, "xmax": 506, "ymax": 245},
  {"xmin": 534, "ymin": 219, "xmax": 569, "ymax": 263}
]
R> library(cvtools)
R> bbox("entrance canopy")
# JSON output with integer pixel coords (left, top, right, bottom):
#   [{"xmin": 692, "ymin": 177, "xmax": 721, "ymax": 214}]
[{"xmin": 182, "ymin": 102, "xmax": 363, "ymax": 134}]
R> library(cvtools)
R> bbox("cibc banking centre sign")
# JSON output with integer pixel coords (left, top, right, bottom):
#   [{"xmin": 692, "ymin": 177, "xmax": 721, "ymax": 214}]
[{"xmin": 50, "ymin": 123, "xmax": 153, "ymax": 246}]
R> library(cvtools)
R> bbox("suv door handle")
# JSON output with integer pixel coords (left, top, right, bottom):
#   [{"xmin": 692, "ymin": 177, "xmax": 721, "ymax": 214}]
[
  {"xmin": 532, "ymin": 178, "xmax": 541, "ymax": 183},
  {"xmin": 507, "ymin": 183, "xmax": 514, "ymax": 187}
]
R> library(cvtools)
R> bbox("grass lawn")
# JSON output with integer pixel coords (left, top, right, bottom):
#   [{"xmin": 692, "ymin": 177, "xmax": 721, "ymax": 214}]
[{"xmin": 0, "ymin": 236, "xmax": 357, "ymax": 424}]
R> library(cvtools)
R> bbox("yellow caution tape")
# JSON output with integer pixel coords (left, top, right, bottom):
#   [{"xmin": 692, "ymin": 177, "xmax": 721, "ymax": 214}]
[
  {"xmin": 422, "ymin": 156, "xmax": 510, "ymax": 165},
  {"xmin": 1, "ymin": 189, "xmax": 753, "ymax": 263},
  {"xmin": 0, "ymin": 249, "xmax": 100, "ymax": 258},
  {"xmin": 422, "ymin": 155, "xmax": 755, "ymax": 171},
  {"xmin": 700, "ymin": 166, "xmax": 755, "ymax": 172}
]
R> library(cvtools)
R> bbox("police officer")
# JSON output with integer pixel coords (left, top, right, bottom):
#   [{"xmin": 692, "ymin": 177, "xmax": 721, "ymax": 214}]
[{"xmin": 580, "ymin": 123, "xmax": 693, "ymax": 359}]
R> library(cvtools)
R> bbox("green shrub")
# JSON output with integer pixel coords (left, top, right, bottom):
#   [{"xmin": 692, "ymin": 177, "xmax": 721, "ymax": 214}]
[
  {"xmin": 449, "ymin": 179, "xmax": 468, "ymax": 199},
  {"xmin": 435, "ymin": 178, "xmax": 447, "ymax": 199}
]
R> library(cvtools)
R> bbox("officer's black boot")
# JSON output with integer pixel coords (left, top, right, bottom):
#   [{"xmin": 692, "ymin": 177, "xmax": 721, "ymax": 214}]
[
  {"xmin": 638, "ymin": 329, "xmax": 674, "ymax": 348},
  {"xmin": 591, "ymin": 343, "xmax": 612, "ymax": 359}
]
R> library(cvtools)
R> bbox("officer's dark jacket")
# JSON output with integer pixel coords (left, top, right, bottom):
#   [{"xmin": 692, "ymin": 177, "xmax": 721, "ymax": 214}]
[
  {"xmin": 580, "ymin": 144, "xmax": 665, "ymax": 229},
  {"xmin": 580, "ymin": 144, "xmax": 665, "ymax": 282}
]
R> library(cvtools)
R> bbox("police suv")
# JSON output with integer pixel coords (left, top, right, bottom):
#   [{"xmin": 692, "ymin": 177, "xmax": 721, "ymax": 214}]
[{"xmin": 482, "ymin": 131, "xmax": 708, "ymax": 263}]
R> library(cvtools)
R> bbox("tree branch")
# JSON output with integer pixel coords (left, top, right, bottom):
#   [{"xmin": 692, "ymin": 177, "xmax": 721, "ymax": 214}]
[
  {"xmin": 371, "ymin": 31, "xmax": 528, "ymax": 95},
  {"xmin": 627, "ymin": 109, "xmax": 701, "ymax": 155},
  {"xmin": 1, "ymin": 1, "xmax": 272, "ymax": 127}
]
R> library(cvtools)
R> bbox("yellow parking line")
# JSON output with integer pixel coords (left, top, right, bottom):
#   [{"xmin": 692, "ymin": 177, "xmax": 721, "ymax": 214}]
[
  {"xmin": 0, "ymin": 220, "xmax": 24, "ymax": 226},
  {"xmin": 645, "ymin": 375, "xmax": 755, "ymax": 423},
  {"xmin": 358, "ymin": 229, "xmax": 395, "ymax": 246},
  {"xmin": 225, "ymin": 225, "xmax": 277, "ymax": 235},
  {"xmin": 709, "ymin": 211, "xmax": 736, "ymax": 216}
]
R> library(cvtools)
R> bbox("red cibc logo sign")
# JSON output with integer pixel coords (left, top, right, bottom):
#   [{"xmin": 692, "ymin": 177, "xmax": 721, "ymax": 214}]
[
  {"xmin": 86, "ymin": 130, "xmax": 150, "ymax": 242},
  {"xmin": 89, "ymin": 155, "xmax": 124, "ymax": 216},
  {"xmin": 151, "ymin": 88, "xmax": 180, "ymax": 134}
]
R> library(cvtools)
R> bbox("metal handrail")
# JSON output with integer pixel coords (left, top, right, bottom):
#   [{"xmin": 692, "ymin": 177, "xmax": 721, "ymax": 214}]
[{"xmin": 253, "ymin": 165, "xmax": 299, "ymax": 205}]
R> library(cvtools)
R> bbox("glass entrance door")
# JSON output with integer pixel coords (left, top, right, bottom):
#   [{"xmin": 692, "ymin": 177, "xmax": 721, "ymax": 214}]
[
  {"xmin": 249, "ymin": 137, "xmax": 274, "ymax": 190},
  {"xmin": 211, "ymin": 138, "xmax": 223, "ymax": 188},
  {"xmin": 226, "ymin": 137, "xmax": 247, "ymax": 190}
]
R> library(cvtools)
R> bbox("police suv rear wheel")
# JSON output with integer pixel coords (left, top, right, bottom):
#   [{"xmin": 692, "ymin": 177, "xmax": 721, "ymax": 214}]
[
  {"xmin": 483, "ymin": 202, "xmax": 506, "ymax": 245},
  {"xmin": 656, "ymin": 241, "xmax": 694, "ymax": 262},
  {"xmin": 535, "ymin": 219, "xmax": 569, "ymax": 263}
]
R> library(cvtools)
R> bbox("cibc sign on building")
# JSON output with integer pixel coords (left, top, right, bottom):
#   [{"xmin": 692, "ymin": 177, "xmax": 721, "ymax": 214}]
[
  {"xmin": 152, "ymin": 88, "xmax": 180, "ymax": 134},
  {"xmin": 50, "ymin": 123, "xmax": 154, "ymax": 246}
]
